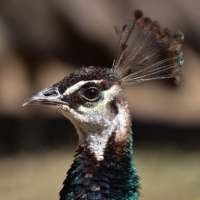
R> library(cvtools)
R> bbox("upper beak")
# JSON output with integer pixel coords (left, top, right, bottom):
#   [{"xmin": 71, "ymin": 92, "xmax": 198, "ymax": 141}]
[{"xmin": 22, "ymin": 87, "xmax": 67, "ymax": 107}]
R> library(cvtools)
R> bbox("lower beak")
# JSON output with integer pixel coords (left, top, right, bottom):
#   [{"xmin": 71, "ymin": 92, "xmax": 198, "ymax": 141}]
[{"xmin": 22, "ymin": 87, "xmax": 67, "ymax": 107}]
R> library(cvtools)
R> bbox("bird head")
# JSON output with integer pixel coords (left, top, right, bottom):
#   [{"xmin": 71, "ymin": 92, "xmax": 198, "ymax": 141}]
[
  {"xmin": 23, "ymin": 66, "xmax": 125, "ymax": 126},
  {"xmin": 23, "ymin": 67, "xmax": 131, "ymax": 155}
]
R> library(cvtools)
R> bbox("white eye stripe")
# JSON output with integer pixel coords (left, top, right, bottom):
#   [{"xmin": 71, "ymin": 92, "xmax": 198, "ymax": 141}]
[{"xmin": 63, "ymin": 80, "xmax": 103, "ymax": 96}]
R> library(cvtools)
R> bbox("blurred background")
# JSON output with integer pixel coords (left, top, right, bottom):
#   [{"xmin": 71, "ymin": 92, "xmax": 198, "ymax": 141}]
[{"xmin": 0, "ymin": 0, "xmax": 200, "ymax": 200}]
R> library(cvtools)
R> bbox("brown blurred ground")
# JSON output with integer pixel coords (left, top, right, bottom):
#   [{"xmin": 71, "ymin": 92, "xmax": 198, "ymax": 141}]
[
  {"xmin": 0, "ymin": 0, "xmax": 200, "ymax": 199},
  {"xmin": 0, "ymin": 147, "xmax": 200, "ymax": 200}
]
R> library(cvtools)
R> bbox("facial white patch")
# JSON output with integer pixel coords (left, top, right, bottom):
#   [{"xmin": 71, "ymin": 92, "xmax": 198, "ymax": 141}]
[
  {"xmin": 63, "ymin": 80, "xmax": 103, "ymax": 96},
  {"xmin": 59, "ymin": 85, "xmax": 130, "ymax": 161},
  {"xmin": 81, "ymin": 101, "xmax": 129, "ymax": 161}
]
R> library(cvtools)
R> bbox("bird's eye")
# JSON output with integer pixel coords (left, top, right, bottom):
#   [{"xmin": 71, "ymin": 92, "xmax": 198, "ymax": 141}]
[{"xmin": 82, "ymin": 88, "xmax": 99, "ymax": 101}]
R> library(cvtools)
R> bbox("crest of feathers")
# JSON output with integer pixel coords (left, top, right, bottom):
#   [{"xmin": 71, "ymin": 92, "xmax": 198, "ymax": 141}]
[{"xmin": 112, "ymin": 10, "xmax": 184, "ymax": 85}]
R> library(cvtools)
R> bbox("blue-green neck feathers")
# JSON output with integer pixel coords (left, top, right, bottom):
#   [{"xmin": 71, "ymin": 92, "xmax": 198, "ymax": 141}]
[{"xmin": 59, "ymin": 131, "xmax": 140, "ymax": 200}]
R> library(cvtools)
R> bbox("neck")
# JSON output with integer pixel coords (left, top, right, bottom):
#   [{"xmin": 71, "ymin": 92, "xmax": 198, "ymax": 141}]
[
  {"xmin": 60, "ymin": 100, "xmax": 140, "ymax": 199},
  {"xmin": 60, "ymin": 130, "xmax": 140, "ymax": 200}
]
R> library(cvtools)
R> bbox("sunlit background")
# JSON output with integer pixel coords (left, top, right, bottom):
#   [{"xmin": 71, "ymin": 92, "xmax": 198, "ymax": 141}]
[{"xmin": 0, "ymin": 0, "xmax": 200, "ymax": 200}]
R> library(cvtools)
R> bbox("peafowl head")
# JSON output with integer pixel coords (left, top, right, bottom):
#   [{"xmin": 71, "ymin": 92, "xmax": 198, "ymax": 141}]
[{"xmin": 23, "ymin": 66, "xmax": 130, "ymax": 160}]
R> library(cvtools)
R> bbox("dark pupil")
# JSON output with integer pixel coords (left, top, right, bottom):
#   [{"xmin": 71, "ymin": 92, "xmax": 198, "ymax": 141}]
[{"xmin": 84, "ymin": 88, "xmax": 98, "ymax": 100}]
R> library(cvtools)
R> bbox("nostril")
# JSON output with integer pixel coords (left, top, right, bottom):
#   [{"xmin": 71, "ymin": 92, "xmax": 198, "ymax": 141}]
[{"xmin": 44, "ymin": 88, "xmax": 58, "ymax": 97}]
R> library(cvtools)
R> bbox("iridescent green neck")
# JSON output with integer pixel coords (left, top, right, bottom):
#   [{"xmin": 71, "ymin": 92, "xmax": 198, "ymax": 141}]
[{"xmin": 59, "ymin": 131, "xmax": 140, "ymax": 200}]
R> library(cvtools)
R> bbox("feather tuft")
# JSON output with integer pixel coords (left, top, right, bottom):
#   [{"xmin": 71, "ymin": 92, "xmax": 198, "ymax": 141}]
[{"xmin": 112, "ymin": 10, "xmax": 184, "ymax": 85}]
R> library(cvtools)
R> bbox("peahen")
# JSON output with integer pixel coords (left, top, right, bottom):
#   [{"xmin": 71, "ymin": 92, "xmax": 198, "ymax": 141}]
[{"xmin": 23, "ymin": 10, "xmax": 184, "ymax": 200}]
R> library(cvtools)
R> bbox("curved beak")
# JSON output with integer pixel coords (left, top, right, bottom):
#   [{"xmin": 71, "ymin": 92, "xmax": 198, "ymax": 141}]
[{"xmin": 22, "ymin": 87, "xmax": 67, "ymax": 107}]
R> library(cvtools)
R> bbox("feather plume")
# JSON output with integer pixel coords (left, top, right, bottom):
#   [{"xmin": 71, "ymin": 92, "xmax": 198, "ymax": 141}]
[{"xmin": 112, "ymin": 10, "xmax": 184, "ymax": 84}]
